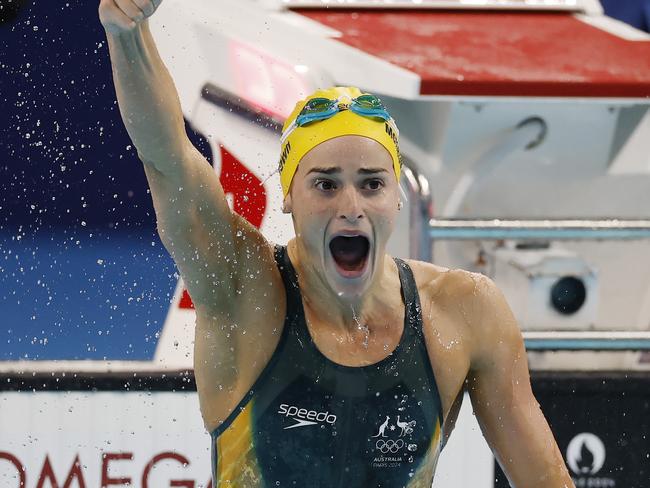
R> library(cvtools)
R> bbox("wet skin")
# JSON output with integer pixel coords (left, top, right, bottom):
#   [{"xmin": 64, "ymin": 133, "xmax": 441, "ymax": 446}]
[
  {"xmin": 101, "ymin": 4, "xmax": 573, "ymax": 483},
  {"xmin": 138, "ymin": 133, "xmax": 574, "ymax": 486},
  {"xmin": 191, "ymin": 136, "xmax": 574, "ymax": 487},
  {"xmin": 280, "ymin": 135, "xmax": 469, "ymax": 445}
]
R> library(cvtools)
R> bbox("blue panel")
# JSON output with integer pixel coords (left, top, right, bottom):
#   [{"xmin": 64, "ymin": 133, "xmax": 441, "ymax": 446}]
[
  {"xmin": 601, "ymin": 0, "xmax": 650, "ymax": 32},
  {"xmin": 0, "ymin": 1, "xmax": 213, "ymax": 361},
  {"xmin": 0, "ymin": 230, "xmax": 177, "ymax": 360}
]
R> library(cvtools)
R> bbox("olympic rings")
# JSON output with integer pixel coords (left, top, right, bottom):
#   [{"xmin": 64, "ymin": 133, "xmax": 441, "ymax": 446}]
[{"xmin": 375, "ymin": 439, "xmax": 404, "ymax": 454}]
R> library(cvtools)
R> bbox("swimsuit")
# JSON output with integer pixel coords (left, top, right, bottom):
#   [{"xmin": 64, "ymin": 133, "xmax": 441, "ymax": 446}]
[{"xmin": 210, "ymin": 245, "xmax": 445, "ymax": 487}]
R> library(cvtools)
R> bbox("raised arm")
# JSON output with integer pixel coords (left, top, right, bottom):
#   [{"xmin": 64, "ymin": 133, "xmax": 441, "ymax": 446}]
[
  {"xmin": 99, "ymin": 1, "xmax": 288, "ymax": 428},
  {"xmin": 98, "ymin": 0, "xmax": 281, "ymax": 316},
  {"xmin": 100, "ymin": 0, "xmax": 185, "ymax": 167}
]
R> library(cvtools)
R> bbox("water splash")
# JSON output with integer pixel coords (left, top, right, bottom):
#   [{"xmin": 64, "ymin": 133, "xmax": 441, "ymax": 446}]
[
  {"xmin": 432, "ymin": 327, "xmax": 461, "ymax": 350},
  {"xmin": 351, "ymin": 305, "xmax": 369, "ymax": 348},
  {"xmin": 258, "ymin": 166, "xmax": 280, "ymax": 187}
]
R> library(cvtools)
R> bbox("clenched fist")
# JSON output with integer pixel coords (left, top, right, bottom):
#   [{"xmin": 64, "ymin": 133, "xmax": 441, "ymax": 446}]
[{"xmin": 99, "ymin": 0, "xmax": 163, "ymax": 34}]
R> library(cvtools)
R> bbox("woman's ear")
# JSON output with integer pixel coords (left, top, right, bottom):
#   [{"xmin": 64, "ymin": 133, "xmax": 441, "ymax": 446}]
[{"xmin": 282, "ymin": 194, "xmax": 293, "ymax": 214}]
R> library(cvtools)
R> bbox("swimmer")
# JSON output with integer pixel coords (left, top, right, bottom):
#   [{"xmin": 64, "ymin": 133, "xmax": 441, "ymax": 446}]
[{"xmin": 100, "ymin": 1, "xmax": 576, "ymax": 486}]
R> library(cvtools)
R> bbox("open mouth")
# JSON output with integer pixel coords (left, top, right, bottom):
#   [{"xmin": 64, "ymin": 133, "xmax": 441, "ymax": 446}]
[{"xmin": 328, "ymin": 235, "xmax": 370, "ymax": 277}]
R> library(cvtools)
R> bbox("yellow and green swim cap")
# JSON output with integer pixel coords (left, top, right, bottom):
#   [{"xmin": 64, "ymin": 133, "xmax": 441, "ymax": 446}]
[{"xmin": 278, "ymin": 86, "xmax": 401, "ymax": 197}]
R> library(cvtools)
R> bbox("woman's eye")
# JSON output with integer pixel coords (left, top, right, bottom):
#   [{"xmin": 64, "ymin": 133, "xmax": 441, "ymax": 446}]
[
  {"xmin": 364, "ymin": 179, "xmax": 384, "ymax": 191},
  {"xmin": 315, "ymin": 180, "xmax": 336, "ymax": 191}
]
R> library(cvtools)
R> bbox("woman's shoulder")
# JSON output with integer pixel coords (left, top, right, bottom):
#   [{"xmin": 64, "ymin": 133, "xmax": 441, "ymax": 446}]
[{"xmin": 402, "ymin": 257, "xmax": 492, "ymax": 303}]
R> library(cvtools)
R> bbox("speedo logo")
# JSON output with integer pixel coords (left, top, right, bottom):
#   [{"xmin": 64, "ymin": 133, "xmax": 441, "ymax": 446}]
[{"xmin": 278, "ymin": 403, "xmax": 337, "ymax": 430}]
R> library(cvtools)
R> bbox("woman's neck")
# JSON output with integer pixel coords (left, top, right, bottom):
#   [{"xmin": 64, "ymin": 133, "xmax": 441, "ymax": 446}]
[{"xmin": 287, "ymin": 239, "xmax": 401, "ymax": 335}]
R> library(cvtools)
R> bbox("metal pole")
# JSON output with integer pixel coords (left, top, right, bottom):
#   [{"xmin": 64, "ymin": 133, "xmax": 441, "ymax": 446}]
[
  {"xmin": 402, "ymin": 164, "xmax": 434, "ymax": 262},
  {"xmin": 523, "ymin": 331, "xmax": 650, "ymax": 351},
  {"xmin": 428, "ymin": 219, "xmax": 650, "ymax": 240}
]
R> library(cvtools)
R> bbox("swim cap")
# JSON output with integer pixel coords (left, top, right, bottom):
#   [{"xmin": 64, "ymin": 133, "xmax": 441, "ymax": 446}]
[{"xmin": 278, "ymin": 86, "xmax": 401, "ymax": 197}]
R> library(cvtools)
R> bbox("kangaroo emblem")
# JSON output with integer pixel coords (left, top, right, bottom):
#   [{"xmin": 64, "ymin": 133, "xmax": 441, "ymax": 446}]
[
  {"xmin": 372, "ymin": 416, "xmax": 391, "ymax": 438},
  {"xmin": 396, "ymin": 416, "xmax": 416, "ymax": 437}
]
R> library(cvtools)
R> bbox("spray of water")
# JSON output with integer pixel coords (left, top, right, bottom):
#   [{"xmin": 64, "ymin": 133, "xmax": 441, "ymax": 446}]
[
  {"xmin": 258, "ymin": 166, "xmax": 280, "ymax": 187},
  {"xmin": 351, "ymin": 305, "xmax": 369, "ymax": 349}
]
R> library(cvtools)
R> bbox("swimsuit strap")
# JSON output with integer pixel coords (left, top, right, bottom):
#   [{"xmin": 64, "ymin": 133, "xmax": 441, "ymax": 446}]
[
  {"xmin": 393, "ymin": 257, "xmax": 426, "ymax": 341},
  {"xmin": 273, "ymin": 244, "xmax": 303, "ymax": 322},
  {"xmin": 274, "ymin": 245, "xmax": 424, "ymax": 341}
]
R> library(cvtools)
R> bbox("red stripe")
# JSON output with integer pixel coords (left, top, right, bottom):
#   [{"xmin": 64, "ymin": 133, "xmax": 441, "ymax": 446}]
[{"xmin": 295, "ymin": 9, "xmax": 650, "ymax": 98}]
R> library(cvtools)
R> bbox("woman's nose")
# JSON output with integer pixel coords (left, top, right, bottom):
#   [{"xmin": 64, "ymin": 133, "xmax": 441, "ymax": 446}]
[{"xmin": 337, "ymin": 186, "xmax": 363, "ymax": 222}]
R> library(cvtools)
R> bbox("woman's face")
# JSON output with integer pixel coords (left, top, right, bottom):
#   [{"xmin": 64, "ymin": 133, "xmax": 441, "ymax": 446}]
[{"xmin": 284, "ymin": 135, "xmax": 400, "ymax": 299}]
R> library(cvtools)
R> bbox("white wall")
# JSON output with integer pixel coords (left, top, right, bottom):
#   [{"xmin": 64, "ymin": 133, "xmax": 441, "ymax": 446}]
[{"xmin": 432, "ymin": 392, "xmax": 494, "ymax": 488}]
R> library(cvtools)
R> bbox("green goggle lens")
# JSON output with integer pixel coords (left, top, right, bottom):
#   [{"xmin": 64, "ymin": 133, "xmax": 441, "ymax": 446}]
[
  {"xmin": 304, "ymin": 97, "xmax": 334, "ymax": 112},
  {"xmin": 355, "ymin": 94, "xmax": 383, "ymax": 109}
]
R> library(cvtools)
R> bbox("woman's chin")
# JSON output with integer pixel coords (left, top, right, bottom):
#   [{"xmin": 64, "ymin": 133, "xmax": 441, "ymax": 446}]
[{"xmin": 325, "ymin": 252, "xmax": 372, "ymax": 298}]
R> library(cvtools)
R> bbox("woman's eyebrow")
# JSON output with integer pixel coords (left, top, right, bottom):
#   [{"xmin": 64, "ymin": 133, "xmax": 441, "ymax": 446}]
[
  {"xmin": 306, "ymin": 167, "xmax": 389, "ymax": 175},
  {"xmin": 358, "ymin": 168, "xmax": 389, "ymax": 175},
  {"xmin": 307, "ymin": 166, "xmax": 340, "ymax": 175}
]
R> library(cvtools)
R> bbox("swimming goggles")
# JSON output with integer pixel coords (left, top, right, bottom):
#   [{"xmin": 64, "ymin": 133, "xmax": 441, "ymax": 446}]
[{"xmin": 280, "ymin": 94, "xmax": 398, "ymax": 144}]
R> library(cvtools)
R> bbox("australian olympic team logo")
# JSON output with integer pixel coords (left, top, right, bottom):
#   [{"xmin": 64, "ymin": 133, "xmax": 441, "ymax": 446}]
[{"xmin": 369, "ymin": 413, "xmax": 419, "ymax": 468}]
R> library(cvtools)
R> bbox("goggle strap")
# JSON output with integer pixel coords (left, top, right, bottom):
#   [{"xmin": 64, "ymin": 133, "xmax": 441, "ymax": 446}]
[{"xmin": 280, "ymin": 94, "xmax": 397, "ymax": 146}]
